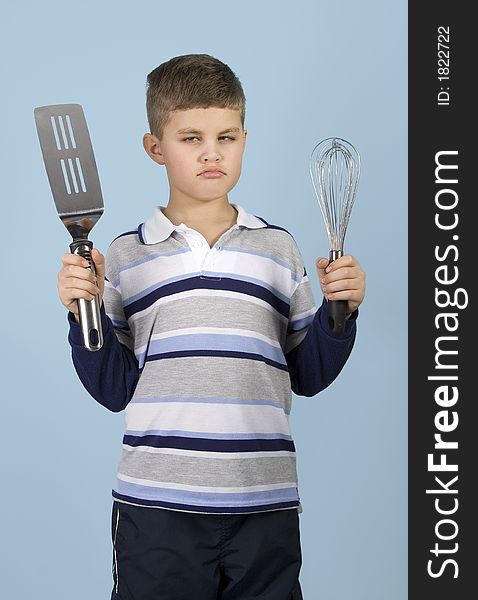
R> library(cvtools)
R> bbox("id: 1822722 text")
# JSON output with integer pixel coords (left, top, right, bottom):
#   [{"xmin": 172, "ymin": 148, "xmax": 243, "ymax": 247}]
[{"xmin": 437, "ymin": 26, "xmax": 450, "ymax": 106}]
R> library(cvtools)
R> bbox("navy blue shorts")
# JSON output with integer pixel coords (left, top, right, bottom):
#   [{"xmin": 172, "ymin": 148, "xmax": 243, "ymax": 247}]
[{"xmin": 111, "ymin": 501, "xmax": 303, "ymax": 600}]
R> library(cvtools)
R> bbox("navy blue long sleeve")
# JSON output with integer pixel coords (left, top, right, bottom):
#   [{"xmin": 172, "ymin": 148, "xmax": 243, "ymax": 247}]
[
  {"xmin": 285, "ymin": 298, "xmax": 357, "ymax": 397},
  {"xmin": 68, "ymin": 306, "xmax": 139, "ymax": 412}
]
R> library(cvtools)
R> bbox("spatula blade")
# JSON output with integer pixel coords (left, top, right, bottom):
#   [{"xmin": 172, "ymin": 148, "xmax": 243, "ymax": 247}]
[{"xmin": 34, "ymin": 103, "xmax": 104, "ymax": 238}]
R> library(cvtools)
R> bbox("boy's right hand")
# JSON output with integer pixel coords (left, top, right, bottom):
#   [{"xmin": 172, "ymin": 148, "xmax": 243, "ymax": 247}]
[{"xmin": 58, "ymin": 248, "xmax": 105, "ymax": 322}]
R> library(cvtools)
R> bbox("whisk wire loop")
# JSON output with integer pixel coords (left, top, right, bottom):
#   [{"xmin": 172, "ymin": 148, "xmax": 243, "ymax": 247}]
[{"xmin": 310, "ymin": 137, "xmax": 360, "ymax": 252}]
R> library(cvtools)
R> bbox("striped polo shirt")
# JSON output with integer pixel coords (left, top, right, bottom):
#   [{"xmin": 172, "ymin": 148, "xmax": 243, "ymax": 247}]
[{"xmin": 68, "ymin": 202, "xmax": 357, "ymax": 514}]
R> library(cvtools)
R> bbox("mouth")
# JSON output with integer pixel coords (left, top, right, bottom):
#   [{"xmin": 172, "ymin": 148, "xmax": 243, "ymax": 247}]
[{"xmin": 198, "ymin": 169, "xmax": 226, "ymax": 178}]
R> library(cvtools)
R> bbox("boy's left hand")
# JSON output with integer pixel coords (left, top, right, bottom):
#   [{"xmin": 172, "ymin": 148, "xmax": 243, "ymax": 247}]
[{"xmin": 315, "ymin": 255, "xmax": 365, "ymax": 317}]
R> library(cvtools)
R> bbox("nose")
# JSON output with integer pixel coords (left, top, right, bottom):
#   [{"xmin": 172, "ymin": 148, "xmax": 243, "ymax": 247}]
[{"xmin": 200, "ymin": 142, "xmax": 222, "ymax": 163}]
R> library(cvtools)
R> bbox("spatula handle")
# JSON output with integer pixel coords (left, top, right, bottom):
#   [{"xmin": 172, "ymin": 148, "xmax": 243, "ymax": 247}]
[{"xmin": 70, "ymin": 239, "xmax": 103, "ymax": 351}]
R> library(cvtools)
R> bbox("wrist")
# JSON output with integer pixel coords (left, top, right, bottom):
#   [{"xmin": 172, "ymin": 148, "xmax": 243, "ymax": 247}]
[{"xmin": 68, "ymin": 311, "xmax": 80, "ymax": 324}]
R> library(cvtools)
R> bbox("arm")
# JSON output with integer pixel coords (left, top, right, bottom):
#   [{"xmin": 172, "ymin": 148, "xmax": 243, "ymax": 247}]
[
  {"xmin": 68, "ymin": 304, "xmax": 139, "ymax": 412},
  {"xmin": 59, "ymin": 246, "xmax": 140, "ymax": 412},
  {"xmin": 285, "ymin": 296, "xmax": 357, "ymax": 397},
  {"xmin": 283, "ymin": 243, "xmax": 363, "ymax": 397}
]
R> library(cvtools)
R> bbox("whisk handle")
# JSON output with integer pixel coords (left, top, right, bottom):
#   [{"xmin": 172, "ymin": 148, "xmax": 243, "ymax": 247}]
[
  {"xmin": 327, "ymin": 299, "xmax": 348, "ymax": 337},
  {"xmin": 326, "ymin": 250, "xmax": 347, "ymax": 336}
]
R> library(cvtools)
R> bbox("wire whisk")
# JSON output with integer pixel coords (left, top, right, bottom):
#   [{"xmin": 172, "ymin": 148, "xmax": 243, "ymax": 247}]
[{"xmin": 310, "ymin": 137, "xmax": 361, "ymax": 335}]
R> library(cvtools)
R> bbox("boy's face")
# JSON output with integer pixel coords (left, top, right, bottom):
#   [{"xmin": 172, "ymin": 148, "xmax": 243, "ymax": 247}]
[{"xmin": 143, "ymin": 107, "xmax": 247, "ymax": 205}]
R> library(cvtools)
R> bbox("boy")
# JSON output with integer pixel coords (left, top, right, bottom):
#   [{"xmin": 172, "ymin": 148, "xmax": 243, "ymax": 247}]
[{"xmin": 58, "ymin": 54, "xmax": 365, "ymax": 600}]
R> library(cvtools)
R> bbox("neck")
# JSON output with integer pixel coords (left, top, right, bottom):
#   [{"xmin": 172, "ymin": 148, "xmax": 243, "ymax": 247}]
[{"xmin": 162, "ymin": 197, "xmax": 237, "ymax": 228}]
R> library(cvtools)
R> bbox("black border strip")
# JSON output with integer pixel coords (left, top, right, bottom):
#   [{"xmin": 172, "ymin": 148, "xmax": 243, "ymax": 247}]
[{"xmin": 409, "ymin": 3, "xmax": 475, "ymax": 598}]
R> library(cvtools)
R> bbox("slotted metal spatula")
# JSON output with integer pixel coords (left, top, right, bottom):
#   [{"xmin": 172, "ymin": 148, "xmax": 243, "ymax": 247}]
[{"xmin": 34, "ymin": 103, "xmax": 104, "ymax": 351}]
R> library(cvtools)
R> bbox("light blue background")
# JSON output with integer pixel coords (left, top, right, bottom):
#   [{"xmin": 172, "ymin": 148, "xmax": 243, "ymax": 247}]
[{"xmin": 1, "ymin": 1, "xmax": 407, "ymax": 598}]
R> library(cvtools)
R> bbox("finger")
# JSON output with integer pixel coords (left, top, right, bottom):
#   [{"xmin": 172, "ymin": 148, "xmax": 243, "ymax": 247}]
[
  {"xmin": 323, "ymin": 266, "xmax": 362, "ymax": 284},
  {"xmin": 59, "ymin": 273, "xmax": 100, "ymax": 298},
  {"xmin": 325, "ymin": 289, "xmax": 361, "ymax": 302},
  {"xmin": 315, "ymin": 257, "xmax": 329, "ymax": 276},
  {"xmin": 60, "ymin": 264, "xmax": 98, "ymax": 283},
  {"xmin": 61, "ymin": 253, "xmax": 90, "ymax": 269},
  {"xmin": 61, "ymin": 276, "xmax": 100, "ymax": 295},
  {"xmin": 315, "ymin": 258, "xmax": 330, "ymax": 294},
  {"xmin": 59, "ymin": 285, "xmax": 98, "ymax": 307},
  {"xmin": 66, "ymin": 288, "xmax": 99, "ymax": 302},
  {"xmin": 91, "ymin": 248, "xmax": 105, "ymax": 279},
  {"xmin": 324, "ymin": 278, "xmax": 361, "ymax": 295},
  {"xmin": 326, "ymin": 254, "xmax": 358, "ymax": 272}
]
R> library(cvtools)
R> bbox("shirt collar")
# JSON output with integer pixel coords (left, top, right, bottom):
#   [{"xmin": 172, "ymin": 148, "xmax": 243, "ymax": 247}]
[{"xmin": 140, "ymin": 203, "xmax": 267, "ymax": 245}]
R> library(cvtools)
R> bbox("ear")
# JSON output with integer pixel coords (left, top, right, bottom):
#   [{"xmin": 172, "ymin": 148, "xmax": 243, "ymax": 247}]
[
  {"xmin": 242, "ymin": 128, "xmax": 247, "ymax": 148},
  {"xmin": 143, "ymin": 133, "xmax": 165, "ymax": 165}
]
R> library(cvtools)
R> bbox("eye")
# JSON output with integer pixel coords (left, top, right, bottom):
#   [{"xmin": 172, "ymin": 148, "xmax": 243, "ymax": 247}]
[{"xmin": 182, "ymin": 136, "xmax": 236, "ymax": 143}]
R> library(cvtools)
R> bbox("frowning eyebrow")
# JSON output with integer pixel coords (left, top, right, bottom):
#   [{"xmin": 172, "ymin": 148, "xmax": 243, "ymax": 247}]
[{"xmin": 176, "ymin": 127, "xmax": 241, "ymax": 135}]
